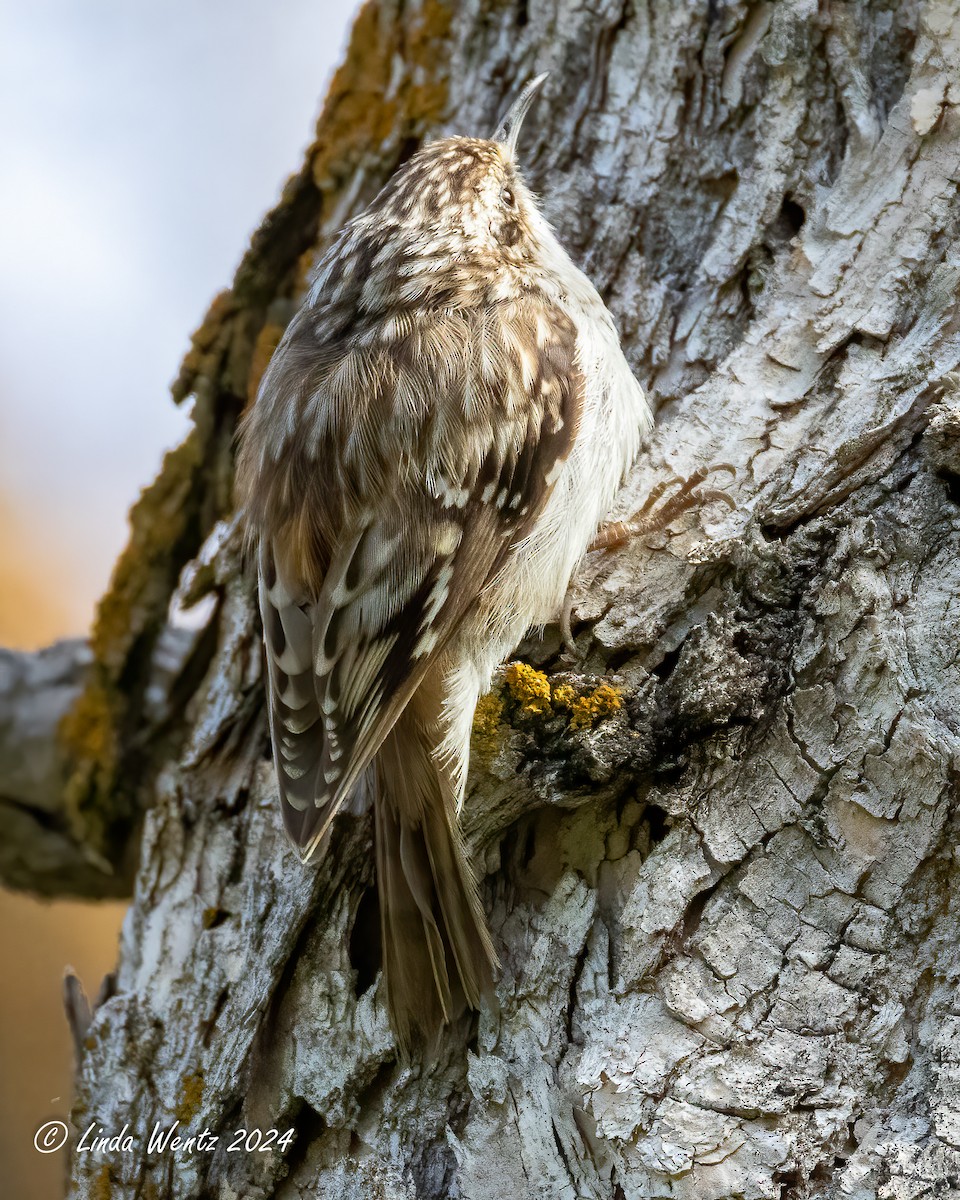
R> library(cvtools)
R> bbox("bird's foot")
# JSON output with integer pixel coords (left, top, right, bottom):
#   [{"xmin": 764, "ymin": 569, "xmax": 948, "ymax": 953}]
[
  {"xmin": 558, "ymin": 464, "xmax": 736, "ymax": 662},
  {"xmin": 559, "ymin": 588, "xmax": 579, "ymax": 661},
  {"xmin": 590, "ymin": 463, "xmax": 736, "ymax": 553}
]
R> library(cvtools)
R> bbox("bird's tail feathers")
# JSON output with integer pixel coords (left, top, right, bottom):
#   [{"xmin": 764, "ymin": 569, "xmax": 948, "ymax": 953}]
[{"xmin": 375, "ymin": 716, "xmax": 496, "ymax": 1054}]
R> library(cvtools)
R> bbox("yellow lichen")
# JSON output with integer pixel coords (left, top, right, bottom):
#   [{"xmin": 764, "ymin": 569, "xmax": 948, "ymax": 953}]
[
  {"xmin": 503, "ymin": 662, "xmax": 552, "ymax": 716},
  {"xmin": 293, "ymin": 247, "xmax": 316, "ymax": 297},
  {"xmin": 58, "ymin": 680, "xmax": 122, "ymax": 850},
  {"xmin": 58, "ymin": 424, "xmax": 212, "ymax": 854},
  {"xmin": 59, "ymin": 680, "xmax": 117, "ymax": 768},
  {"xmin": 550, "ymin": 679, "xmax": 623, "ymax": 730},
  {"xmin": 405, "ymin": 0, "xmax": 454, "ymax": 122},
  {"xmin": 89, "ymin": 425, "xmax": 205, "ymax": 672},
  {"xmin": 171, "ymin": 289, "xmax": 237, "ymax": 405},
  {"xmin": 91, "ymin": 1164, "xmax": 112, "ymax": 1200},
  {"xmin": 307, "ymin": 0, "xmax": 451, "ymax": 197},
  {"xmin": 568, "ymin": 683, "xmax": 623, "ymax": 731},
  {"xmin": 176, "ymin": 1069, "xmax": 205, "ymax": 1125},
  {"xmin": 472, "ymin": 691, "xmax": 504, "ymax": 758},
  {"xmin": 501, "ymin": 666, "xmax": 623, "ymax": 732}
]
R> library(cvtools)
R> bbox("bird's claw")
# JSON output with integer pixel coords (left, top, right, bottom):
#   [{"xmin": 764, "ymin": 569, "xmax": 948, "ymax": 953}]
[
  {"xmin": 558, "ymin": 464, "xmax": 736, "ymax": 662},
  {"xmin": 590, "ymin": 463, "xmax": 736, "ymax": 553}
]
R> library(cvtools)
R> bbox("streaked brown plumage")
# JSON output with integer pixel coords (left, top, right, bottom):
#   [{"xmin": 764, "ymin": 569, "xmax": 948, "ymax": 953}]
[{"xmin": 237, "ymin": 77, "xmax": 650, "ymax": 1050}]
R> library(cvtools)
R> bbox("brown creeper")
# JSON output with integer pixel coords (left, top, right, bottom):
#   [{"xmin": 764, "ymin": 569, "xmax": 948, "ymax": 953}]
[{"xmin": 237, "ymin": 76, "xmax": 651, "ymax": 1050}]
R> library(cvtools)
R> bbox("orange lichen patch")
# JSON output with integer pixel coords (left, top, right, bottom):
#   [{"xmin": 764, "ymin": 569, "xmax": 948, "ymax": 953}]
[
  {"xmin": 503, "ymin": 662, "xmax": 553, "ymax": 716},
  {"xmin": 58, "ymin": 425, "xmax": 210, "ymax": 850},
  {"xmin": 307, "ymin": 0, "xmax": 453, "ymax": 195},
  {"xmin": 308, "ymin": 7, "xmax": 396, "ymax": 191},
  {"xmin": 171, "ymin": 289, "xmax": 237, "ymax": 405},
  {"xmin": 567, "ymin": 683, "xmax": 623, "ymax": 731},
  {"xmin": 175, "ymin": 1069, "xmax": 205, "ymax": 1125},
  {"xmin": 404, "ymin": 0, "xmax": 454, "ymax": 125},
  {"xmin": 503, "ymin": 669, "xmax": 624, "ymax": 733},
  {"xmin": 247, "ymin": 321, "xmax": 285, "ymax": 404},
  {"xmin": 58, "ymin": 680, "xmax": 120, "ymax": 830},
  {"xmin": 90, "ymin": 428, "xmax": 205, "ymax": 672},
  {"xmin": 91, "ymin": 1164, "xmax": 113, "ymax": 1200},
  {"xmin": 472, "ymin": 691, "xmax": 505, "ymax": 758}
]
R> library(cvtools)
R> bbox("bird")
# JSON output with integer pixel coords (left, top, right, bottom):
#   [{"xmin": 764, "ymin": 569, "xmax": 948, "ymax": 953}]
[{"xmin": 236, "ymin": 75, "xmax": 652, "ymax": 1051}]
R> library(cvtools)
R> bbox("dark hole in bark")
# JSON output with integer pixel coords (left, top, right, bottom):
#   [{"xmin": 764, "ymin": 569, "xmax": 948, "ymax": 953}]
[
  {"xmin": 652, "ymin": 642, "xmax": 683, "ymax": 681},
  {"xmin": 522, "ymin": 821, "xmax": 538, "ymax": 869},
  {"xmin": 774, "ymin": 1166, "xmax": 804, "ymax": 1197},
  {"xmin": 349, "ymin": 881, "xmax": 382, "ymax": 997},
  {"xmin": 566, "ymin": 938, "xmax": 589, "ymax": 1045},
  {"xmin": 607, "ymin": 646, "xmax": 640, "ymax": 674},
  {"xmin": 644, "ymin": 801, "xmax": 669, "ymax": 846},
  {"xmin": 201, "ymin": 987, "xmax": 231, "ymax": 1048},
  {"xmin": 283, "ymin": 1103, "xmax": 327, "ymax": 1181},
  {"xmin": 226, "ymin": 844, "xmax": 246, "ymax": 886},
  {"xmin": 682, "ymin": 884, "xmax": 715, "ymax": 943},
  {"xmin": 651, "ymin": 753, "xmax": 689, "ymax": 786},
  {"xmin": 781, "ymin": 195, "xmax": 806, "ymax": 235},
  {"xmin": 943, "ymin": 473, "xmax": 960, "ymax": 507}
]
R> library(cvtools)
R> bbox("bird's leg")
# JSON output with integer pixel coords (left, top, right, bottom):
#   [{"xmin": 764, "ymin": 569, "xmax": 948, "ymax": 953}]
[
  {"xmin": 591, "ymin": 464, "xmax": 736, "ymax": 552},
  {"xmin": 559, "ymin": 464, "xmax": 736, "ymax": 660},
  {"xmin": 559, "ymin": 588, "xmax": 579, "ymax": 659}
]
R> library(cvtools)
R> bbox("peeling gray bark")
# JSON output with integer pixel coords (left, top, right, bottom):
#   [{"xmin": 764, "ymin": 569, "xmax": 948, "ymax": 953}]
[{"xmin": 8, "ymin": 0, "xmax": 960, "ymax": 1196}]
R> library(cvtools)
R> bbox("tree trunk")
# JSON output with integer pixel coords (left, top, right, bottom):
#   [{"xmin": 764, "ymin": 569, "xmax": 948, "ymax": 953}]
[{"xmin": 6, "ymin": 0, "xmax": 960, "ymax": 1196}]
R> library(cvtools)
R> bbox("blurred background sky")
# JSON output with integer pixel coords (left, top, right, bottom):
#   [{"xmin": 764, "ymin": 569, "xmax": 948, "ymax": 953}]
[{"xmin": 0, "ymin": 1, "xmax": 357, "ymax": 1193}]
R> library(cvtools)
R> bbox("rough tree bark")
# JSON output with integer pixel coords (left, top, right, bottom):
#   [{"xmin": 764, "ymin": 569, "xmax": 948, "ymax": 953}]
[{"xmin": 4, "ymin": 0, "xmax": 960, "ymax": 1196}]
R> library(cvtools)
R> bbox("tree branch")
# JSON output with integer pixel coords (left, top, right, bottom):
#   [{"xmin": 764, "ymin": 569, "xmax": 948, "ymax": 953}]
[{"xmin": 0, "ymin": 639, "xmax": 135, "ymax": 897}]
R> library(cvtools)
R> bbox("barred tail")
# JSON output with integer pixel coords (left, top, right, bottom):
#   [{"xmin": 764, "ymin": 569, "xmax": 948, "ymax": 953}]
[{"xmin": 375, "ymin": 711, "xmax": 496, "ymax": 1054}]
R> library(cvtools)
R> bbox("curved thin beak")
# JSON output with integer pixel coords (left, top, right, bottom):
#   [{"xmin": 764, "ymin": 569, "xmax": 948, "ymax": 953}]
[{"xmin": 492, "ymin": 72, "xmax": 548, "ymax": 158}]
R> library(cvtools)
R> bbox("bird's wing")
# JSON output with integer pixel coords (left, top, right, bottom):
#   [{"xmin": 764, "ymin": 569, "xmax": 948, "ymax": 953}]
[{"xmin": 252, "ymin": 299, "xmax": 583, "ymax": 859}]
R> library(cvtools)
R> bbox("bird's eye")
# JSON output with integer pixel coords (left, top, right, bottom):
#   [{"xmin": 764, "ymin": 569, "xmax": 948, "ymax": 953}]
[{"xmin": 501, "ymin": 186, "xmax": 515, "ymax": 208}]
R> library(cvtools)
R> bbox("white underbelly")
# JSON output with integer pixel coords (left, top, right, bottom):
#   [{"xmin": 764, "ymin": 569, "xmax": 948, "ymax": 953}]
[
  {"xmin": 437, "ymin": 319, "xmax": 650, "ymax": 798},
  {"xmin": 470, "ymin": 321, "xmax": 650, "ymax": 672}
]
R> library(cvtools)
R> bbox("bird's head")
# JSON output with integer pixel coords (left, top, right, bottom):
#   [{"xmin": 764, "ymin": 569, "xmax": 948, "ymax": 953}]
[
  {"xmin": 307, "ymin": 76, "xmax": 563, "ymax": 321},
  {"xmin": 372, "ymin": 75, "xmax": 550, "ymax": 266}
]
